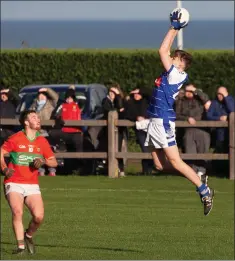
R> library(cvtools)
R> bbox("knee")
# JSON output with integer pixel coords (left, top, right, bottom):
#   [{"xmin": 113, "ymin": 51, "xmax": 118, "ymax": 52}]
[
  {"xmin": 12, "ymin": 209, "xmax": 23, "ymax": 219},
  {"xmin": 168, "ymin": 158, "xmax": 182, "ymax": 169},
  {"xmin": 33, "ymin": 213, "xmax": 44, "ymax": 224},
  {"xmin": 154, "ymin": 162, "xmax": 164, "ymax": 171}
]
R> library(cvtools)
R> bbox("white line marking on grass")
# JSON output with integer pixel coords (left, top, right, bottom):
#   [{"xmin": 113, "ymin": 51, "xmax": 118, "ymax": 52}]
[{"xmin": 40, "ymin": 188, "xmax": 232, "ymax": 194}]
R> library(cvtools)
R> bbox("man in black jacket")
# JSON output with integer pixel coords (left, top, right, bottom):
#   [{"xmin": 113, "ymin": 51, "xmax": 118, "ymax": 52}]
[
  {"xmin": 125, "ymin": 87, "xmax": 153, "ymax": 175},
  {"xmin": 0, "ymin": 87, "xmax": 18, "ymax": 146},
  {"xmin": 175, "ymin": 83, "xmax": 210, "ymax": 184}
]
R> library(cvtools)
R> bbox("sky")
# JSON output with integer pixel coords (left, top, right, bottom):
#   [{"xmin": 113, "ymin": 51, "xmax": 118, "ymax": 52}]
[{"xmin": 1, "ymin": 1, "xmax": 234, "ymax": 21}]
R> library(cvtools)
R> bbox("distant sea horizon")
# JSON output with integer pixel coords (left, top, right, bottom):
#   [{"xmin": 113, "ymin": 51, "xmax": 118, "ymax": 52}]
[{"xmin": 1, "ymin": 19, "xmax": 234, "ymax": 50}]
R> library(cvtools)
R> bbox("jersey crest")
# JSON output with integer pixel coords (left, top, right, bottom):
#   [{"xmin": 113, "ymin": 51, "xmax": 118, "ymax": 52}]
[{"xmin": 155, "ymin": 77, "xmax": 162, "ymax": 88}]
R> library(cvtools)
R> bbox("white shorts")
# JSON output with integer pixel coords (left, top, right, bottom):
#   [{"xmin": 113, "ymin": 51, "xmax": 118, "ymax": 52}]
[
  {"xmin": 144, "ymin": 118, "xmax": 176, "ymax": 149},
  {"xmin": 4, "ymin": 183, "xmax": 41, "ymax": 197}
]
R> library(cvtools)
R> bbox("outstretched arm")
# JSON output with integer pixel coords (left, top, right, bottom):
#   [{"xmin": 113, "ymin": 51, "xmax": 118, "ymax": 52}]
[
  {"xmin": 159, "ymin": 29, "xmax": 178, "ymax": 72},
  {"xmin": 159, "ymin": 9, "xmax": 187, "ymax": 72}
]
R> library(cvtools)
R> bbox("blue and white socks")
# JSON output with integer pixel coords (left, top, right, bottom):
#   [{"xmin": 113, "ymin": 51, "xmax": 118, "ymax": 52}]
[{"xmin": 197, "ymin": 183, "xmax": 210, "ymax": 197}]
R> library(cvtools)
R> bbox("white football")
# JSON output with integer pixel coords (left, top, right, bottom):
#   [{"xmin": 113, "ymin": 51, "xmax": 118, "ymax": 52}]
[{"xmin": 170, "ymin": 8, "xmax": 190, "ymax": 28}]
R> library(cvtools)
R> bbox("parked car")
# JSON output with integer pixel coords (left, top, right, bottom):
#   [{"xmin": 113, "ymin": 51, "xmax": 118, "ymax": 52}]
[
  {"xmin": 17, "ymin": 83, "xmax": 108, "ymax": 120},
  {"xmin": 16, "ymin": 83, "xmax": 108, "ymax": 175}
]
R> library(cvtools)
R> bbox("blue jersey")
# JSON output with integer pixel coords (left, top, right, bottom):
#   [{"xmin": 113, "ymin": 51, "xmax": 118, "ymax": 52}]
[{"xmin": 147, "ymin": 65, "xmax": 188, "ymax": 121}]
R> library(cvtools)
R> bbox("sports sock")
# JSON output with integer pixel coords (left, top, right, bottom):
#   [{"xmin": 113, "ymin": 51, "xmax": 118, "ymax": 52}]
[
  {"xmin": 197, "ymin": 183, "xmax": 209, "ymax": 197},
  {"xmin": 25, "ymin": 232, "xmax": 32, "ymax": 238},
  {"xmin": 18, "ymin": 239, "xmax": 25, "ymax": 249}
]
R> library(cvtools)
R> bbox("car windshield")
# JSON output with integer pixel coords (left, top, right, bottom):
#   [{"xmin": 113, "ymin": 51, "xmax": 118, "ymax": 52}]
[{"xmin": 16, "ymin": 89, "xmax": 88, "ymax": 114}]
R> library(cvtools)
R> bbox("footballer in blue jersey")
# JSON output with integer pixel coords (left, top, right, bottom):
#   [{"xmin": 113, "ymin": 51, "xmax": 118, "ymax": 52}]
[{"xmin": 145, "ymin": 9, "xmax": 214, "ymax": 216}]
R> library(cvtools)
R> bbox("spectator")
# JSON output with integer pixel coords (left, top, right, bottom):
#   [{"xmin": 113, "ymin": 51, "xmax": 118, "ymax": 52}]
[
  {"xmin": 206, "ymin": 86, "xmax": 235, "ymax": 153},
  {"xmin": 53, "ymin": 88, "xmax": 83, "ymax": 174},
  {"xmin": 206, "ymin": 86, "xmax": 235, "ymax": 175},
  {"xmin": 125, "ymin": 86, "xmax": 153, "ymax": 175},
  {"xmin": 174, "ymin": 89, "xmax": 186, "ymax": 149},
  {"xmin": 30, "ymin": 87, "xmax": 58, "ymax": 122},
  {"xmin": 175, "ymin": 83, "xmax": 210, "ymax": 183},
  {"xmin": 30, "ymin": 87, "xmax": 59, "ymax": 176},
  {"xmin": 0, "ymin": 87, "xmax": 18, "ymax": 146},
  {"xmin": 99, "ymin": 82, "xmax": 127, "ymax": 177}
]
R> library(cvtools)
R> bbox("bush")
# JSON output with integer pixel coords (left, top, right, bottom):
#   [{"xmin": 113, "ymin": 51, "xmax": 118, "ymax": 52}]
[{"xmin": 1, "ymin": 49, "xmax": 234, "ymax": 98}]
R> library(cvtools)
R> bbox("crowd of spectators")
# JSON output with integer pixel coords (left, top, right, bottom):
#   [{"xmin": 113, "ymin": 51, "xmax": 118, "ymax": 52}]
[{"xmin": 0, "ymin": 82, "xmax": 234, "ymax": 177}]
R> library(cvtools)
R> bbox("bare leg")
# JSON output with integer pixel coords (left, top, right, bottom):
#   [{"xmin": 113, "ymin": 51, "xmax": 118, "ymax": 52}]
[
  {"xmin": 163, "ymin": 145, "xmax": 202, "ymax": 187},
  {"xmin": 24, "ymin": 194, "xmax": 44, "ymax": 236},
  {"xmin": 6, "ymin": 192, "xmax": 25, "ymax": 247},
  {"xmin": 151, "ymin": 149, "xmax": 177, "ymax": 173},
  {"xmin": 150, "ymin": 145, "xmax": 214, "ymax": 216}
]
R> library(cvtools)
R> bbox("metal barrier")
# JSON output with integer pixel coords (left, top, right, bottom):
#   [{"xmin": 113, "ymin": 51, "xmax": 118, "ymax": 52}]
[{"xmin": 0, "ymin": 112, "xmax": 234, "ymax": 179}]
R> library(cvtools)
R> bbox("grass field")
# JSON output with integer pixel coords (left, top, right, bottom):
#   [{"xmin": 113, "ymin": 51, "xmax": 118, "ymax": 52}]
[{"xmin": 1, "ymin": 175, "xmax": 234, "ymax": 260}]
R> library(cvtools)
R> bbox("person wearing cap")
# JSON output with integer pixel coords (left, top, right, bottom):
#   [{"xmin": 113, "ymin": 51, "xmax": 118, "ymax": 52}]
[
  {"xmin": 54, "ymin": 87, "xmax": 83, "ymax": 174},
  {"xmin": 0, "ymin": 86, "xmax": 18, "ymax": 146},
  {"xmin": 175, "ymin": 83, "xmax": 210, "ymax": 184},
  {"xmin": 30, "ymin": 87, "xmax": 59, "ymax": 176}
]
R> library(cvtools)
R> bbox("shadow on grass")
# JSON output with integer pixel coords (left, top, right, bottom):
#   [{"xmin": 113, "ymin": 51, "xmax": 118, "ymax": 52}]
[
  {"xmin": 1, "ymin": 241, "xmax": 143, "ymax": 253},
  {"xmin": 83, "ymin": 246, "xmax": 143, "ymax": 253},
  {"xmin": 1, "ymin": 241, "xmax": 68, "ymax": 249}
]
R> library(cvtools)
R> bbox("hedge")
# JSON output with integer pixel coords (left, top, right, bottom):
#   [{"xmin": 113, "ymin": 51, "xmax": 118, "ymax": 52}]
[{"xmin": 1, "ymin": 49, "xmax": 234, "ymax": 98}]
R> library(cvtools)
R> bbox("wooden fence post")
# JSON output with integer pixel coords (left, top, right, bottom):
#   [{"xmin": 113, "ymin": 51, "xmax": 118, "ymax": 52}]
[
  {"xmin": 229, "ymin": 112, "xmax": 235, "ymax": 180},
  {"xmin": 108, "ymin": 111, "xmax": 119, "ymax": 178}
]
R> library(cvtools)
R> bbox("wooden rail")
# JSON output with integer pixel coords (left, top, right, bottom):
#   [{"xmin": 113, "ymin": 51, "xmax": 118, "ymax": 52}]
[
  {"xmin": 0, "ymin": 112, "xmax": 234, "ymax": 179},
  {"xmin": 117, "ymin": 120, "xmax": 229, "ymax": 128}
]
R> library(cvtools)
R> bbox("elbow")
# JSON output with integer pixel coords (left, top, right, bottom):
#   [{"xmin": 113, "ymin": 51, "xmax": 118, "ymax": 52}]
[
  {"xmin": 53, "ymin": 161, "xmax": 58, "ymax": 168},
  {"xmin": 228, "ymin": 105, "xmax": 235, "ymax": 113},
  {"xmin": 47, "ymin": 159, "xmax": 58, "ymax": 168},
  {"xmin": 158, "ymin": 48, "xmax": 165, "ymax": 55}
]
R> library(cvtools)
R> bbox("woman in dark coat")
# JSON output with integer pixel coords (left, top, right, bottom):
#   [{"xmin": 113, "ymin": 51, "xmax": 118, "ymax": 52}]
[{"xmin": 99, "ymin": 82, "xmax": 127, "ymax": 177}]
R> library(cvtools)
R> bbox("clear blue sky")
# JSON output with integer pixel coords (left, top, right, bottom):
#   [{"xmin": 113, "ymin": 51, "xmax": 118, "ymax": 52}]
[{"xmin": 1, "ymin": 1, "xmax": 234, "ymax": 21}]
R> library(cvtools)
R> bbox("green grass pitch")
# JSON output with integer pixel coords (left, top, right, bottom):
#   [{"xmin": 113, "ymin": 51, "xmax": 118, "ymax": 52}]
[{"xmin": 1, "ymin": 175, "xmax": 234, "ymax": 260}]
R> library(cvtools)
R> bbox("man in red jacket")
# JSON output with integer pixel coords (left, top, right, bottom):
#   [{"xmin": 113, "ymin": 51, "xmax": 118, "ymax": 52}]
[{"xmin": 54, "ymin": 88, "xmax": 83, "ymax": 173}]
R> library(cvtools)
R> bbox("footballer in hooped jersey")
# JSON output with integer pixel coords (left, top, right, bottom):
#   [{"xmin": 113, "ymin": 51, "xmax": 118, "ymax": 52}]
[
  {"xmin": 145, "ymin": 9, "xmax": 214, "ymax": 215},
  {"xmin": 0, "ymin": 110, "xmax": 58, "ymax": 254}
]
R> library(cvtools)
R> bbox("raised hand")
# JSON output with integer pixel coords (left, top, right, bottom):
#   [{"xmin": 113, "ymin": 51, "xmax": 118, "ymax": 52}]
[
  {"xmin": 220, "ymin": 115, "xmax": 227, "ymax": 121},
  {"xmin": 170, "ymin": 10, "xmax": 186, "ymax": 30},
  {"xmin": 188, "ymin": 117, "xmax": 196, "ymax": 125},
  {"xmin": 39, "ymin": 88, "xmax": 47, "ymax": 93}
]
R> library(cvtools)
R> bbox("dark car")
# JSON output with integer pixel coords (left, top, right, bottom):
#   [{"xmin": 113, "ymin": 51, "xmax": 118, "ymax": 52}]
[
  {"xmin": 16, "ymin": 84, "xmax": 108, "ymax": 175},
  {"xmin": 17, "ymin": 83, "xmax": 108, "ymax": 120}
]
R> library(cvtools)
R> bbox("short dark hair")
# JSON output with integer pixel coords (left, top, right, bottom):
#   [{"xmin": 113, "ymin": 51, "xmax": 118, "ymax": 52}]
[
  {"xmin": 172, "ymin": 49, "xmax": 193, "ymax": 70},
  {"xmin": 184, "ymin": 82, "xmax": 195, "ymax": 88},
  {"xmin": 19, "ymin": 110, "xmax": 37, "ymax": 127}
]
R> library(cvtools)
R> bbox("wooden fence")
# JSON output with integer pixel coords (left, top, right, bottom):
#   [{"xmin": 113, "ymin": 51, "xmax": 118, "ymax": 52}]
[{"xmin": 0, "ymin": 111, "xmax": 234, "ymax": 180}]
